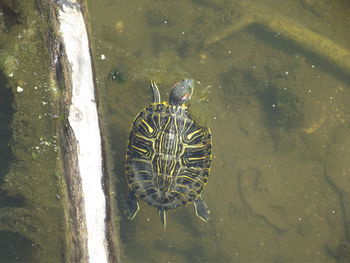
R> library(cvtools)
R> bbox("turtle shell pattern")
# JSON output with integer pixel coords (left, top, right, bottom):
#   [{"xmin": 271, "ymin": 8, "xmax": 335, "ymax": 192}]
[{"xmin": 125, "ymin": 102, "xmax": 212, "ymax": 210}]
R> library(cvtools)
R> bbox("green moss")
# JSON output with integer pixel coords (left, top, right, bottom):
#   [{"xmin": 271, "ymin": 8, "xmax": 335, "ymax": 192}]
[
  {"xmin": 110, "ymin": 68, "xmax": 127, "ymax": 83},
  {"xmin": 0, "ymin": 0, "xmax": 66, "ymax": 262}
]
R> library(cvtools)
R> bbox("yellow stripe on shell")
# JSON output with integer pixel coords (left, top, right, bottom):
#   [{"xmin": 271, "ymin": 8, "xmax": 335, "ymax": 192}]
[
  {"xmin": 141, "ymin": 119, "xmax": 154, "ymax": 133},
  {"xmin": 131, "ymin": 145, "xmax": 148, "ymax": 153},
  {"xmin": 186, "ymin": 129, "xmax": 202, "ymax": 140},
  {"xmin": 187, "ymin": 156, "xmax": 209, "ymax": 161},
  {"xmin": 176, "ymin": 175, "xmax": 197, "ymax": 182}
]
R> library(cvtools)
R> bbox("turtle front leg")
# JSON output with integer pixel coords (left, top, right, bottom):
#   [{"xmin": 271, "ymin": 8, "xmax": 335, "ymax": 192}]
[
  {"xmin": 126, "ymin": 191, "xmax": 139, "ymax": 220},
  {"xmin": 194, "ymin": 197, "xmax": 210, "ymax": 222}
]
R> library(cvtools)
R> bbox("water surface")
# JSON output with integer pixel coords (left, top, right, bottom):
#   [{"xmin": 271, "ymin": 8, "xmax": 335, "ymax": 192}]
[
  {"xmin": 89, "ymin": 0, "xmax": 350, "ymax": 262},
  {"xmin": 1, "ymin": 0, "xmax": 349, "ymax": 261}
]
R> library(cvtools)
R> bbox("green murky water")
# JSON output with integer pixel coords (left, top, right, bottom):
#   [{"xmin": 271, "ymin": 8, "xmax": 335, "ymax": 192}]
[
  {"xmin": 0, "ymin": 1, "xmax": 65, "ymax": 262},
  {"xmin": 1, "ymin": 0, "xmax": 350, "ymax": 262},
  {"xmin": 87, "ymin": 0, "xmax": 350, "ymax": 262}
]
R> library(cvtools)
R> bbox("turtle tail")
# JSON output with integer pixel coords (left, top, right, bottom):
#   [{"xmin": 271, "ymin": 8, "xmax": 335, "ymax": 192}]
[{"xmin": 158, "ymin": 209, "xmax": 167, "ymax": 230}]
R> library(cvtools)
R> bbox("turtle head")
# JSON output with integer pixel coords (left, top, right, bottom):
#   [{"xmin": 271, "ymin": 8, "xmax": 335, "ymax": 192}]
[{"xmin": 169, "ymin": 79, "xmax": 194, "ymax": 106}]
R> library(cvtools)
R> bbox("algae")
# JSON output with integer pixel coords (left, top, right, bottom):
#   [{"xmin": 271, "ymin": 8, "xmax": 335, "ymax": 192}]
[
  {"xmin": 0, "ymin": 0, "xmax": 66, "ymax": 262},
  {"xmin": 110, "ymin": 68, "xmax": 127, "ymax": 83}
]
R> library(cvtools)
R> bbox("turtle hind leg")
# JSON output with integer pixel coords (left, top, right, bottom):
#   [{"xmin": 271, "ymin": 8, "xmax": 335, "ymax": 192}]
[
  {"xmin": 150, "ymin": 80, "xmax": 161, "ymax": 103},
  {"xmin": 194, "ymin": 197, "xmax": 210, "ymax": 222},
  {"xmin": 126, "ymin": 191, "xmax": 139, "ymax": 220}
]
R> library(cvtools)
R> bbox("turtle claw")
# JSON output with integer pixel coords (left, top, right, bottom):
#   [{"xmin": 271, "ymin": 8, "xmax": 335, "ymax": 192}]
[
  {"xmin": 126, "ymin": 191, "xmax": 139, "ymax": 220},
  {"xmin": 194, "ymin": 197, "xmax": 210, "ymax": 222}
]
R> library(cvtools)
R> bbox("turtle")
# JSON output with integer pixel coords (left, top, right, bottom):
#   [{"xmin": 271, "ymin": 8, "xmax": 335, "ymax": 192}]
[{"xmin": 125, "ymin": 79, "xmax": 212, "ymax": 228}]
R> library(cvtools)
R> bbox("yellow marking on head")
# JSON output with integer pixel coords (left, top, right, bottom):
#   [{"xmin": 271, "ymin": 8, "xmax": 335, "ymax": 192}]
[{"xmin": 150, "ymin": 101, "xmax": 188, "ymax": 108}]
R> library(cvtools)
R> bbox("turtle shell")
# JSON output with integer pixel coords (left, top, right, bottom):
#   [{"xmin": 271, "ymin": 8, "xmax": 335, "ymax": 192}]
[{"xmin": 125, "ymin": 102, "xmax": 212, "ymax": 211}]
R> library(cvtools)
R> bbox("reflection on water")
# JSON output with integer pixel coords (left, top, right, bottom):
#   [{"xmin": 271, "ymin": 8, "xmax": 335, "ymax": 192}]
[{"xmin": 88, "ymin": 0, "xmax": 350, "ymax": 262}]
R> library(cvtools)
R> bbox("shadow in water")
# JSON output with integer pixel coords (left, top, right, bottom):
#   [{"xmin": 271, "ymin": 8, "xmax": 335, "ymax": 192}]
[
  {"xmin": 0, "ymin": 0, "xmax": 23, "ymax": 31},
  {"xmin": 0, "ymin": 231, "xmax": 33, "ymax": 262},
  {"xmin": 0, "ymin": 69, "xmax": 24, "ymax": 207},
  {"xmin": 109, "ymin": 117, "xmax": 136, "ymax": 242}
]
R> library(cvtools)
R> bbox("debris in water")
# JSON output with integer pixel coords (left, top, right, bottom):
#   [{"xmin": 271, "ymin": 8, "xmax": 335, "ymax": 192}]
[
  {"xmin": 115, "ymin": 21, "xmax": 124, "ymax": 33},
  {"xmin": 110, "ymin": 68, "xmax": 126, "ymax": 83}
]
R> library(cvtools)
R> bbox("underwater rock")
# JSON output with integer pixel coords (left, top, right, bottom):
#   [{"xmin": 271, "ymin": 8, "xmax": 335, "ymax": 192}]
[
  {"xmin": 220, "ymin": 62, "xmax": 304, "ymax": 131},
  {"xmin": 260, "ymin": 85, "xmax": 305, "ymax": 131},
  {"xmin": 326, "ymin": 130, "xmax": 350, "ymax": 193},
  {"xmin": 146, "ymin": 8, "xmax": 172, "ymax": 26},
  {"xmin": 261, "ymin": 86, "xmax": 304, "ymax": 130},
  {"xmin": 326, "ymin": 130, "xmax": 350, "ymax": 240},
  {"xmin": 0, "ymin": 207, "xmax": 40, "ymax": 244},
  {"xmin": 0, "ymin": 0, "xmax": 23, "ymax": 31},
  {"xmin": 327, "ymin": 241, "xmax": 350, "ymax": 263},
  {"xmin": 0, "ymin": 69, "xmax": 13, "ymax": 177},
  {"xmin": 300, "ymin": 0, "xmax": 329, "ymax": 17},
  {"xmin": 238, "ymin": 167, "xmax": 288, "ymax": 232}
]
